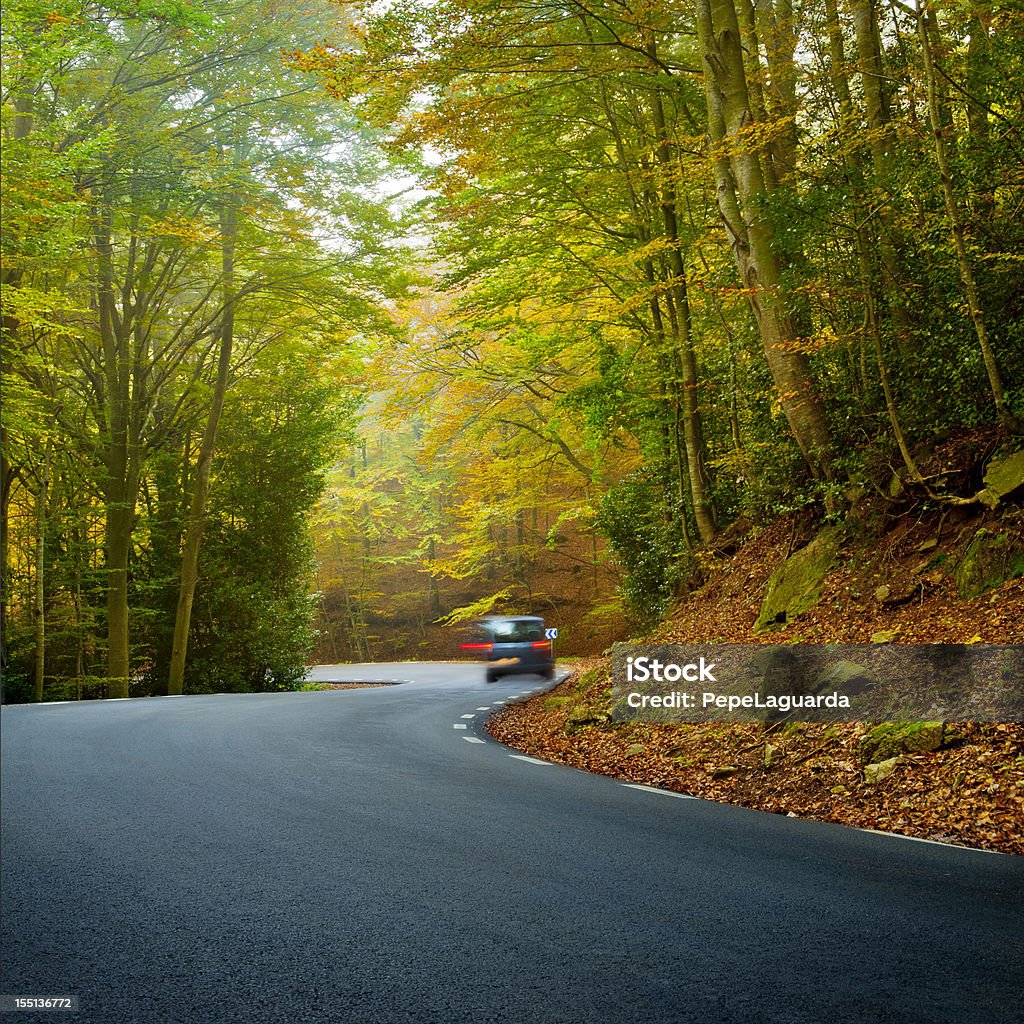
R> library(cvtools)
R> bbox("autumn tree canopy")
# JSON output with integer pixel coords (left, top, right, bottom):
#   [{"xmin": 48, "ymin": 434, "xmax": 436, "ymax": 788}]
[{"xmin": 4, "ymin": 0, "xmax": 1023, "ymax": 694}]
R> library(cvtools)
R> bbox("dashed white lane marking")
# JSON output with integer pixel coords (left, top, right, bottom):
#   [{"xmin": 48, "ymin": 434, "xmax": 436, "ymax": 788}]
[
  {"xmin": 493, "ymin": 700, "xmax": 507, "ymax": 705},
  {"xmin": 621, "ymin": 784, "xmax": 696, "ymax": 800},
  {"xmin": 508, "ymin": 754, "xmax": 552, "ymax": 766},
  {"xmin": 857, "ymin": 828, "xmax": 1006, "ymax": 854},
  {"xmin": 476, "ymin": 707, "xmax": 491, "ymax": 711},
  {"xmin": 460, "ymin": 714, "xmax": 475, "ymax": 719},
  {"xmin": 463, "ymin": 737, "xmax": 485, "ymax": 744},
  {"xmin": 453, "ymin": 724, "xmax": 467, "ymax": 730}
]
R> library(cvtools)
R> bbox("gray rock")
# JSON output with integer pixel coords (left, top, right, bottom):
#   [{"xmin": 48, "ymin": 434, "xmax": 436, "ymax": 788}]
[
  {"xmin": 565, "ymin": 704, "xmax": 610, "ymax": 734},
  {"xmin": 755, "ymin": 528, "xmax": 841, "ymax": 630},
  {"xmin": 953, "ymin": 528, "xmax": 1024, "ymax": 599},
  {"xmin": 813, "ymin": 660, "xmax": 876, "ymax": 695},
  {"xmin": 979, "ymin": 449, "xmax": 1024, "ymax": 509},
  {"xmin": 871, "ymin": 630, "xmax": 900, "ymax": 644},
  {"xmin": 863, "ymin": 756, "xmax": 900, "ymax": 785},
  {"xmin": 859, "ymin": 722, "xmax": 947, "ymax": 764}
]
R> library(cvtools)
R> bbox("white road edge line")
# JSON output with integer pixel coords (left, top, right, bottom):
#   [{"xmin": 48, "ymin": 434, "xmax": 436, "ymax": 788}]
[
  {"xmin": 621, "ymin": 784, "xmax": 696, "ymax": 800},
  {"xmin": 475, "ymin": 707, "xmax": 491, "ymax": 711},
  {"xmin": 453, "ymin": 724, "xmax": 467, "ymax": 730},
  {"xmin": 508, "ymin": 754, "xmax": 552, "ymax": 766},
  {"xmin": 460, "ymin": 714, "xmax": 475, "ymax": 719},
  {"xmin": 463, "ymin": 737, "xmax": 486, "ymax": 745},
  {"xmin": 857, "ymin": 827, "xmax": 1006, "ymax": 854}
]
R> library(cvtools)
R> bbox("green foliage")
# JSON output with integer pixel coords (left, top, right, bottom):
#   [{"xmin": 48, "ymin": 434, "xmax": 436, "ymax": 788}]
[
  {"xmin": 145, "ymin": 348, "xmax": 353, "ymax": 694},
  {"xmin": 438, "ymin": 591, "xmax": 513, "ymax": 626},
  {"xmin": 2, "ymin": 0, "xmax": 403, "ymax": 699},
  {"xmin": 289, "ymin": 0, "xmax": 1024, "ymax": 632},
  {"xmin": 595, "ymin": 475, "xmax": 690, "ymax": 626},
  {"xmin": 7, "ymin": 0, "xmax": 1024, "ymax": 690}
]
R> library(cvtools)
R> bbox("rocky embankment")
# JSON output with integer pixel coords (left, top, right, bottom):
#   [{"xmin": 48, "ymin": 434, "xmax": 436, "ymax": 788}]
[{"xmin": 488, "ymin": 437, "xmax": 1024, "ymax": 853}]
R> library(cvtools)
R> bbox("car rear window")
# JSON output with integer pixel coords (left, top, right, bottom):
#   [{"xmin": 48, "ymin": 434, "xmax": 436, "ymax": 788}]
[{"xmin": 489, "ymin": 620, "xmax": 543, "ymax": 643}]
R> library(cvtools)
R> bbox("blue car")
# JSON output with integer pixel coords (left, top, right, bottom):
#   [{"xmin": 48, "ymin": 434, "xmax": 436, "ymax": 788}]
[{"xmin": 461, "ymin": 616, "xmax": 556, "ymax": 682}]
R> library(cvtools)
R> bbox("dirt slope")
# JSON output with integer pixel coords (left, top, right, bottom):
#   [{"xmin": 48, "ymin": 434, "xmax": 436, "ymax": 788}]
[{"xmin": 488, "ymin": 463, "xmax": 1024, "ymax": 853}]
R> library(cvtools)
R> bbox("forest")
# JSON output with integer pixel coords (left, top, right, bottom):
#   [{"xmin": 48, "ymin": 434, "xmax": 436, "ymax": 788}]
[{"xmin": 3, "ymin": 0, "xmax": 1023, "ymax": 700}]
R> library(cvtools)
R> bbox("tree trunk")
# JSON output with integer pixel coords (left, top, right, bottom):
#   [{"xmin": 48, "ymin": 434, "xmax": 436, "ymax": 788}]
[
  {"xmin": 97, "ymin": 205, "xmax": 134, "ymax": 699},
  {"xmin": 852, "ymin": 0, "xmax": 914, "ymax": 346},
  {"xmin": 672, "ymin": 398, "xmax": 695, "ymax": 553},
  {"xmin": 0, "ymin": 436, "xmax": 17, "ymax": 675},
  {"xmin": 2, "ymin": 90, "xmax": 34, "ymax": 676},
  {"xmin": 757, "ymin": 0, "xmax": 800, "ymax": 184},
  {"xmin": 828, "ymin": 0, "xmax": 923, "ymax": 479},
  {"xmin": 599, "ymin": 43, "xmax": 716, "ymax": 542},
  {"xmin": 823, "ymin": 0, "xmax": 853, "ymax": 112},
  {"xmin": 427, "ymin": 537, "xmax": 441, "ymax": 618},
  {"xmin": 647, "ymin": 68, "xmax": 717, "ymax": 543},
  {"xmin": 916, "ymin": 0, "xmax": 1021, "ymax": 432},
  {"xmin": 661, "ymin": 284, "xmax": 716, "ymax": 544},
  {"xmin": 853, "ymin": 232, "xmax": 923, "ymax": 483},
  {"xmin": 32, "ymin": 442, "xmax": 51, "ymax": 702},
  {"xmin": 965, "ymin": 9, "xmax": 993, "ymax": 221},
  {"xmin": 696, "ymin": 0, "xmax": 835, "ymax": 479},
  {"xmin": 73, "ymin": 523, "xmax": 85, "ymax": 695},
  {"xmin": 104, "ymin": 500, "xmax": 133, "ymax": 698},
  {"xmin": 167, "ymin": 199, "xmax": 238, "ymax": 696},
  {"xmin": 149, "ymin": 433, "xmax": 188, "ymax": 695},
  {"xmin": 852, "ymin": 0, "xmax": 892, "ymax": 175}
]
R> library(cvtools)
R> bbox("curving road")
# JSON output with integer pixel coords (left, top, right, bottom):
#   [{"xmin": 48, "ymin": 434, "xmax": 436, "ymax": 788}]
[{"xmin": 2, "ymin": 663, "xmax": 1022, "ymax": 1023}]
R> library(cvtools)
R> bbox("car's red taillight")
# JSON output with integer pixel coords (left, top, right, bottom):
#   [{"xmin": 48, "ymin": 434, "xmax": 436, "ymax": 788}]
[
  {"xmin": 531, "ymin": 640, "xmax": 551, "ymax": 650},
  {"xmin": 461, "ymin": 642, "xmax": 493, "ymax": 651}
]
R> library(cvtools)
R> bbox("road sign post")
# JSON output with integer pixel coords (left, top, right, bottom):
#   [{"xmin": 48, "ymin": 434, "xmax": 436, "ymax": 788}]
[{"xmin": 545, "ymin": 627, "xmax": 558, "ymax": 666}]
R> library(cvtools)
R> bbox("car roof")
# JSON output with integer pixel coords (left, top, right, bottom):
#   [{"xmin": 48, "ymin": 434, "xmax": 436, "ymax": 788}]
[{"xmin": 480, "ymin": 615, "xmax": 544, "ymax": 623}]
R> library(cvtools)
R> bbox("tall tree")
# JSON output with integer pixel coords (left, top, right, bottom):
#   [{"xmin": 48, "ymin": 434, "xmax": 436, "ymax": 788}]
[{"xmin": 695, "ymin": 0, "xmax": 835, "ymax": 480}]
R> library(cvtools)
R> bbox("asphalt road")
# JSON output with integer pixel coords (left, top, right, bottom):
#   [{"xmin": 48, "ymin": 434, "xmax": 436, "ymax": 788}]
[{"xmin": 2, "ymin": 663, "xmax": 1022, "ymax": 1024}]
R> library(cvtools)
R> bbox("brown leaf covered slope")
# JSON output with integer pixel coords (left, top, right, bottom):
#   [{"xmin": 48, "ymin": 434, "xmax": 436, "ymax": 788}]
[{"xmin": 487, "ymin": 504, "xmax": 1024, "ymax": 854}]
